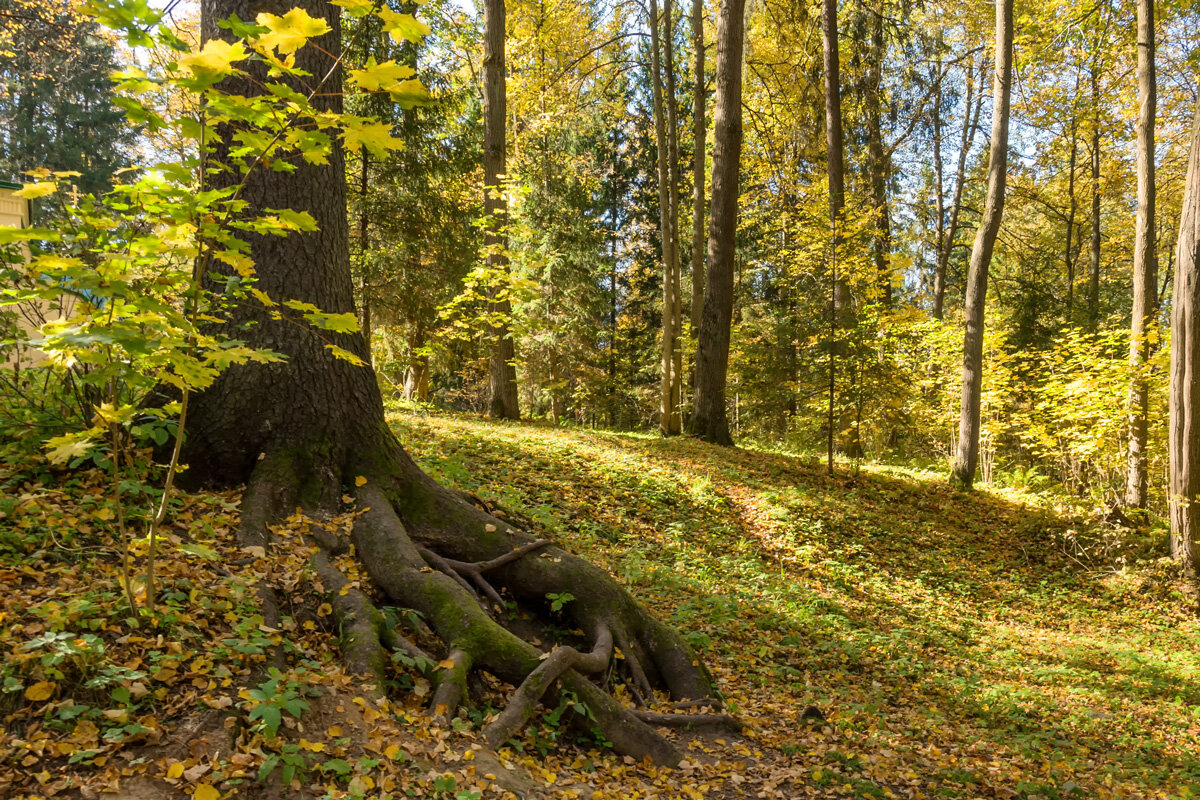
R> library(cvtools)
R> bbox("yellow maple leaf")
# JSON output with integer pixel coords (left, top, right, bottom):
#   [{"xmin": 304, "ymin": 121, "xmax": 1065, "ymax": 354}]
[
  {"xmin": 355, "ymin": 475, "xmax": 368, "ymax": 487},
  {"xmin": 332, "ymin": 0, "xmax": 376, "ymax": 16},
  {"xmin": 193, "ymin": 784, "xmax": 220, "ymax": 800},
  {"xmin": 377, "ymin": 8, "xmax": 430, "ymax": 43},
  {"xmin": 14, "ymin": 181, "xmax": 56, "ymax": 199},
  {"xmin": 342, "ymin": 122, "xmax": 403, "ymax": 156},
  {"xmin": 347, "ymin": 58, "xmax": 415, "ymax": 92},
  {"xmin": 24, "ymin": 681, "xmax": 56, "ymax": 701},
  {"xmin": 44, "ymin": 433, "xmax": 94, "ymax": 465},
  {"xmin": 166, "ymin": 761, "xmax": 185, "ymax": 779},
  {"xmin": 255, "ymin": 8, "xmax": 331, "ymax": 55},
  {"xmin": 178, "ymin": 39, "xmax": 247, "ymax": 80}
]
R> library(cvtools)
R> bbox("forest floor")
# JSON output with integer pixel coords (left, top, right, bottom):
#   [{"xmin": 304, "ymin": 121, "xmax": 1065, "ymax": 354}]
[{"xmin": 2, "ymin": 408, "xmax": 1199, "ymax": 799}]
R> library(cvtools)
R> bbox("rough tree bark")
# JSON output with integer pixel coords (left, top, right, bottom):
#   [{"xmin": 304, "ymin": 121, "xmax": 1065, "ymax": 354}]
[
  {"xmin": 686, "ymin": 0, "xmax": 745, "ymax": 446},
  {"xmin": 1125, "ymin": 0, "xmax": 1156, "ymax": 511},
  {"xmin": 184, "ymin": 0, "xmax": 721, "ymax": 765},
  {"xmin": 484, "ymin": 0, "xmax": 520, "ymax": 420},
  {"xmin": 1168, "ymin": 103, "xmax": 1200, "ymax": 579},
  {"xmin": 951, "ymin": 0, "xmax": 1012, "ymax": 490}
]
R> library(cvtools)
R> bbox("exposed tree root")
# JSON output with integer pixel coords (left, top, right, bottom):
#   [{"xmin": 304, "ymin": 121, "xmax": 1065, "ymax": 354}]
[
  {"xmin": 631, "ymin": 710, "xmax": 744, "ymax": 733},
  {"xmin": 483, "ymin": 628, "xmax": 613, "ymax": 747},
  {"xmin": 228, "ymin": 435, "xmax": 729, "ymax": 767},
  {"xmin": 311, "ymin": 551, "xmax": 387, "ymax": 697}
]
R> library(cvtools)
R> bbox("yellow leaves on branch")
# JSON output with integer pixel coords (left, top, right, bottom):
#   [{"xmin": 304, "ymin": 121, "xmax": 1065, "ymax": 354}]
[
  {"xmin": 341, "ymin": 119, "xmax": 404, "ymax": 157},
  {"xmin": 254, "ymin": 8, "xmax": 330, "ymax": 56},
  {"xmin": 178, "ymin": 39, "xmax": 246, "ymax": 80},
  {"xmin": 13, "ymin": 181, "xmax": 57, "ymax": 200},
  {"xmin": 376, "ymin": 8, "xmax": 430, "ymax": 43},
  {"xmin": 347, "ymin": 58, "xmax": 428, "ymax": 110}
]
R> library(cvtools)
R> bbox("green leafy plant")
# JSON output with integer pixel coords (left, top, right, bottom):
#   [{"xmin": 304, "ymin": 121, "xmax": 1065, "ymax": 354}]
[
  {"xmin": 239, "ymin": 667, "xmax": 311, "ymax": 739},
  {"xmin": 545, "ymin": 591, "xmax": 573, "ymax": 612},
  {"xmin": 0, "ymin": 0, "xmax": 429, "ymax": 621}
]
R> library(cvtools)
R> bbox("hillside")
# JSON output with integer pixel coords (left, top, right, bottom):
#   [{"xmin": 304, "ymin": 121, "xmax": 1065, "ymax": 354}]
[{"xmin": 1, "ymin": 411, "xmax": 1198, "ymax": 799}]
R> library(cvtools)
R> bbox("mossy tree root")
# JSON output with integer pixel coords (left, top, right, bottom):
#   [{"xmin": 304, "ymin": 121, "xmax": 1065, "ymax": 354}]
[{"xmin": 232, "ymin": 442, "xmax": 730, "ymax": 766}]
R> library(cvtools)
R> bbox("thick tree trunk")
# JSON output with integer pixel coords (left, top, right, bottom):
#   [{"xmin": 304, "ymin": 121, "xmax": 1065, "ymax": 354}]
[
  {"xmin": 1169, "ymin": 104, "xmax": 1200, "ymax": 577},
  {"xmin": 484, "ymin": 0, "xmax": 520, "ymax": 420},
  {"xmin": 185, "ymin": 0, "xmax": 718, "ymax": 765},
  {"xmin": 951, "ymin": 0, "xmax": 1012, "ymax": 490},
  {"xmin": 690, "ymin": 0, "xmax": 706, "ymax": 338},
  {"xmin": 650, "ymin": 0, "xmax": 680, "ymax": 436},
  {"xmin": 1125, "ymin": 0, "xmax": 1156, "ymax": 510},
  {"xmin": 686, "ymin": 0, "xmax": 744, "ymax": 446}
]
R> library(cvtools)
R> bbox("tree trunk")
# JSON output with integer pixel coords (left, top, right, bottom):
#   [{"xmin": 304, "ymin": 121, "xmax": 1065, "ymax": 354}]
[
  {"xmin": 686, "ymin": 0, "xmax": 745, "ymax": 446},
  {"xmin": 1065, "ymin": 71, "xmax": 1080, "ymax": 315},
  {"xmin": 932, "ymin": 50, "xmax": 945, "ymax": 315},
  {"xmin": 690, "ymin": 0, "xmax": 706, "ymax": 338},
  {"xmin": 185, "ymin": 0, "xmax": 717, "ymax": 764},
  {"xmin": 866, "ymin": 4, "xmax": 890, "ymax": 306},
  {"xmin": 650, "ymin": 0, "xmax": 680, "ymax": 436},
  {"xmin": 951, "ymin": 0, "xmax": 1012, "ymax": 490},
  {"xmin": 1169, "ymin": 103, "xmax": 1200, "ymax": 577},
  {"xmin": 1087, "ymin": 60, "xmax": 1102, "ymax": 328},
  {"xmin": 665, "ymin": 0, "xmax": 684, "ymax": 432},
  {"xmin": 933, "ymin": 53, "xmax": 982, "ymax": 321},
  {"xmin": 358, "ymin": 149, "xmax": 373, "ymax": 366},
  {"xmin": 1125, "ymin": 0, "xmax": 1156, "ymax": 510},
  {"xmin": 484, "ymin": 0, "xmax": 520, "ymax": 420},
  {"xmin": 822, "ymin": 0, "xmax": 859, "ymax": 464}
]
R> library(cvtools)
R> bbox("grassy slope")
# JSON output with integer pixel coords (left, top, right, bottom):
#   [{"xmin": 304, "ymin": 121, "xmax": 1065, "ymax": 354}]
[
  {"xmin": 2, "ymin": 410, "xmax": 1198, "ymax": 800},
  {"xmin": 396, "ymin": 411, "xmax": 1200, "ymax": 799}
]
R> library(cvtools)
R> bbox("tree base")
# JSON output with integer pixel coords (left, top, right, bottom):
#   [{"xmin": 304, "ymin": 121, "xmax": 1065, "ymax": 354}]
[{"xmin": 232, "ymin": 424, "xmax": 729, "ymax": 765}]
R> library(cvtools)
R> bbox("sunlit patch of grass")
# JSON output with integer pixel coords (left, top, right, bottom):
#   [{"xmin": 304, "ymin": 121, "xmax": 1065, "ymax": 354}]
[{"xmin": 391, "ymin": 411, "xmax": 1200, "ymax": 798}]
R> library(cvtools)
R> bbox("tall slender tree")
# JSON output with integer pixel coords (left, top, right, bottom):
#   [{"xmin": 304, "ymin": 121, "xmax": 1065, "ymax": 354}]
[
  {"xmin": 484, "ymin": 0, "xmax": 520, "ymax": 420},
  {"xmin": 687, "ymin": 0, "xmax": 745, "ymax": 445},
  {"xmin": 1125, "ymin": 0, "xmax": 1156, "ymax": 510},
  {"xmin": 951, "ymin": 0, "xmax": 1012, "ymax": 489},
  {"xmin": 649, "ymin": 0, "xmax": 680, "ymax": 435},
  {"xmin": 932, "ymin": 52, "xmax": 983, "ymax": 321},
  {"xmin": 690, "ymin": 0, "xmax": 706, "ymax": 340},
  {"xmin": 865, "ymin": 2, "xmax": 890, "ymax": 306},
  {"xmin": 1168, "ymin": 103, "xmax": 1200, "ymax": 579}
]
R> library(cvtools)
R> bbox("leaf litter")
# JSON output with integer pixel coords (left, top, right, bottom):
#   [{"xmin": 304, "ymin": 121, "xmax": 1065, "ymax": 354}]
[{"xmin": 0, "ymin": 410, "xmax": 1197, "ymax": 799}]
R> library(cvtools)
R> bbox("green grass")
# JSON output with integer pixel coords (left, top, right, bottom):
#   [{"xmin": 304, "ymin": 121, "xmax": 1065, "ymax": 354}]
[{"xmin": 394, "ymin": 410, "xmax": 1200, "ymax": 799}]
